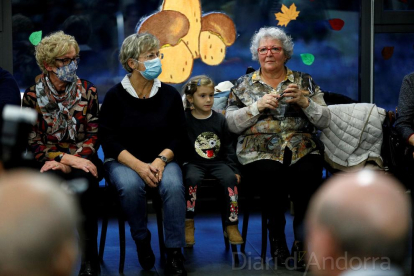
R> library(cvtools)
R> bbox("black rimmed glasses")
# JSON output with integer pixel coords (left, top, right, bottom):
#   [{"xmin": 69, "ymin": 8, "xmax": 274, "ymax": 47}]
[
  {"xmin": 257, "ymin": 46, "xmax": 283, "ymax": 55},
  {"xmin": 55, "ymin": 56, "xmax": 80, "ymax": 66}
]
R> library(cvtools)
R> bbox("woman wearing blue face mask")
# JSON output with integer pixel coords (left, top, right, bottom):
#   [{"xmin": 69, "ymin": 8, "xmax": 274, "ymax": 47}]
[
  {"xmin": 22, "ymin": 31, "xmax": 102, "ymax": 276},
  {"xmin": 99, "ymin": 33, "xmax": 187, "ymax": 275}
]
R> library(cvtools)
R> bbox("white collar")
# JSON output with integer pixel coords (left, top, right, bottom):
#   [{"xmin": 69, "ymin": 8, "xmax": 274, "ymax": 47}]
[
  {"xmin": 192, "ymin": 110, "xmax": 213, "ymax": 119},
  {"xmin": 121, "ymin": 74, "xmax": 161, "ymax": 99}
]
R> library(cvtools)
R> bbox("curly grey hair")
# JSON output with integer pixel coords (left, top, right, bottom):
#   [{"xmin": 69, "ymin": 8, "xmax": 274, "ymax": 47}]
[
  {"xmin": 250, "ymin": 27, "xmax": 294, "ymax": 63},
  {"xmin": 119, "ymin": 33, "xmax": 160, "ymax": 73}
]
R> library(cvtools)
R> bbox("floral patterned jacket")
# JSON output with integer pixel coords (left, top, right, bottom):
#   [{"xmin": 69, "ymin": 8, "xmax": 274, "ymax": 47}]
[
  {"xmin": 226, "ymin": 67, "xmax": 329, "ymax": 166},
  {"xmin": 22, "ymin": 78, "xmax": 99, "ymax": 162}
]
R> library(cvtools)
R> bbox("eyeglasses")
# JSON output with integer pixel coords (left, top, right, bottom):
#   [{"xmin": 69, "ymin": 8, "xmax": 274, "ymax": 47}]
[
  {"xmin": 139, "ymin": 51, "xmax": 164, "ymax": 60},
  {"xmin": 257, "ymin": 46, "xmax": 283, "ymax": 55},
  {"xmin": 55, "ymin": 56, "xmax": 80, "ymax": 66}
]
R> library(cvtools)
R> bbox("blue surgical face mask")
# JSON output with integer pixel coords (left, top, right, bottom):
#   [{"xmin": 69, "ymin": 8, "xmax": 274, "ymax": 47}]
[
  {"xmin": 134, "ymin": 58, "xmax": 162, "ymax": 80},
  {"xmin": 54, "ymin": 61, "xmax": 78, "ymax": 82}
]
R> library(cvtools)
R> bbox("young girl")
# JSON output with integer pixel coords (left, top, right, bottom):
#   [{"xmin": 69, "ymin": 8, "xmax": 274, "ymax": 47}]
[{"xmin": 182, "ymin": 75, "xmax": 243, "ymax": 247}]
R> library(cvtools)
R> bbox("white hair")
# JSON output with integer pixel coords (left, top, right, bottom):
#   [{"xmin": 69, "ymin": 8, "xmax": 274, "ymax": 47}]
[{"xmin": 250, "ymin": 26, "xmax": 294, "ymax": 62}]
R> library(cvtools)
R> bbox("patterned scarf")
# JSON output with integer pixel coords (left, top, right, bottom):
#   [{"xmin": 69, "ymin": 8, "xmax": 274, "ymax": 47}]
[{"xmin": 35, "ymin": 74, "xmax": 82, "ymax": 141}]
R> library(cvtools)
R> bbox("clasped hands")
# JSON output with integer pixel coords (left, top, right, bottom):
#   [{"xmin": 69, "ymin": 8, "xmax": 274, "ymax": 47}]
[
  {"xmin": 135, "ymin": 158, "xmax": 166, "ymax": 188},
  {"xmin": 257, "ymin": 84, "xmax": 310, "ymax": 113}
]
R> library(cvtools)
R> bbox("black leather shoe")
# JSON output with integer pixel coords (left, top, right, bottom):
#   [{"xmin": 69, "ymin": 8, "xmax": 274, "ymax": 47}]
[
  {"xmin": 290, "ymin": 241, "xmax": 307, "ymax": 271},
  {"xmin": 165, "ymin": 249, "xmax": 187, "ymax": 276},
  {"xmin": 269, "ymin": 235, "xmax": 290, "ymax": 266},
  {"xmin": 78, "ymin": 261, "xmax": 100, "ymax": 276},
  {"xmin": 135, "ymin": 230, "xmax": 155, "ymax": 270}
]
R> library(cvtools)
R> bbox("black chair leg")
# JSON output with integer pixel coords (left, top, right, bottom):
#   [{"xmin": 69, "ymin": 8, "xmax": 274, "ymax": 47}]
[
  {"xmin": 153, "ymin": 194, "xmax": 166, "ymax": 261},
  {"xmin": 98, "ymin": 183, "xmax": 111, "ymax": 262},
  {"xmin": 221, "ymin": 210, "xmax": 230, "ymax": 250},
  {"xmin": 261, "ymin": 211, "xmax": 268, "ymax": 265},
  {"xmin": 118, "ymin": 216, "xmax": 126, "ymax": 274},
  {"xmin": 241, "ymin": 193, "xmax": 252, "ymax": 253},
  {"xmin": 99, "ymin": 213, "xmax": 108, "ymax": 261},
  {"xmin": 231, "ymin": 244, "xmax": 239, "ymax": 265}
]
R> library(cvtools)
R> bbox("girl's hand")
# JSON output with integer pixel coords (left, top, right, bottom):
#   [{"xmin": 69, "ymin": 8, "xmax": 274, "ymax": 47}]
[
  {"xmin": 257, "ymin": 94, "xmax": 279, "ymax": 112},
  {"xmin": 151, "ymin": 158, "xmax": 166, "ymax": 183},
  {"xmin": 283, "ymin": 84, "xmax": 310, "ymax": 108},
  {"xmin": 235, "ymin": 174, "xmax": 241, "ymax": 185},
  {"xmin": 61, "ymin": 154, "xmax": 98, "ymax": 178},
  {"xmin": 134, "ymin": 161, "xmax": 159, "ymax": 188},
  {"xmin": 41, "ymin": 160, "xmax": 72, "ymax": 174}
]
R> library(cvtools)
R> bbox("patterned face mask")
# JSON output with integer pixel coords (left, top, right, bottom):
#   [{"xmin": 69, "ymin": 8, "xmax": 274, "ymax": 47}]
[{"xmin": 54, "ymin": 61, "xmax": 78, "ymax": 82}]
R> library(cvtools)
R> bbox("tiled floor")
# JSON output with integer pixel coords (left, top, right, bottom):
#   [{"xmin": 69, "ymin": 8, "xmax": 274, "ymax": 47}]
[{"xmin": 94, "ymin": 212, "xmax": 307, "ymax": 276}]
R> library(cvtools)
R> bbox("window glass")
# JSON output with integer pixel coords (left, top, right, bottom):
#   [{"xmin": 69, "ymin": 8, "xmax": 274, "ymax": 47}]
[
  {"xmin": 12, "ymin": 0, "xmax": 359, "ymax": 102},
  {"xmin": 384, "ymin": 0, "xmax": 414, "ymax": 11},
  {"xmin": 374, "ymin": 32, "xmax": 414, "ymax": 112}
]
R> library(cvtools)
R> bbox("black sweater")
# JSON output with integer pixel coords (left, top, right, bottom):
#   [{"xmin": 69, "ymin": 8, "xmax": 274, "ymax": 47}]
[
  {"xmin": 99, "ymin": 82, "xmax": 186, "ymax": 163},
  {"xmin": 184, "ymin": 110, "xmax": 240, "ymax": 174},
  {"xmin": 0, "ymin": 67, "xmax": 21, "ymax": 109}
]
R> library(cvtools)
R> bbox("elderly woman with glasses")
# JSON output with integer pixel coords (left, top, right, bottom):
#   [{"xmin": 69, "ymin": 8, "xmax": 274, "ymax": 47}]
[
  {"xmin": 22, "ymin": 31, "xmax": 101, "ymax": 276},
  {"xmin": 99, "ymin": 33, "xmax": 187, "ymax": 275},
  {"xmin": 226, "ymin": 26, "xmax": 329, "ymax": 270}
]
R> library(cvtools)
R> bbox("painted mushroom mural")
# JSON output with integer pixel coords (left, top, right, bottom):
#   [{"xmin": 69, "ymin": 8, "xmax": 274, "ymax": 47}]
[{"xmin": 137, "ymin": 0, "xmax": 237, "ymax": 84}]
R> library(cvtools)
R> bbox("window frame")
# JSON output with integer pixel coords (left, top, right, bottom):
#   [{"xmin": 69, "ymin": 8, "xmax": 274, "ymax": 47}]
[{"xmin": 359, "ymin": 0, "xmax": 414, "ymax": 103}]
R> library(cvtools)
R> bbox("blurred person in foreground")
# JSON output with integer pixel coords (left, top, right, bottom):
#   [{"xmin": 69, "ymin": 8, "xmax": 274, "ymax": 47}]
[
  {"xmin": 22, "ymin": 31, "xmax": 101, "ymax": 276},
  {"xmin": 306, "ymin": 169, "xmax": 410, "ymax": 276},
  {"xmin": 0, "ymin": 170, "xmax": 79, "ymax": 276}
]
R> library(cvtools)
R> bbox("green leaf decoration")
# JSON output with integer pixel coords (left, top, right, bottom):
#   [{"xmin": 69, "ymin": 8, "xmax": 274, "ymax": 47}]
[
  {"xmin": 300, "ymin": 53, "xmax": 315, "ymax": 65},
  {"xmin": 29, "ymin": 31, "xmax": 42, "ymax": 46}
]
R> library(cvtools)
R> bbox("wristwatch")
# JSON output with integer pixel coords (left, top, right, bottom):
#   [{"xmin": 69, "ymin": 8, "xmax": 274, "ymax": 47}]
[
  {"xmin": 54, "ymin": 153, "xmax": 65, "ymax": 162},
  {"xmin": 157, "ymin": 155, "xmax": 168, "ymax": 164}
]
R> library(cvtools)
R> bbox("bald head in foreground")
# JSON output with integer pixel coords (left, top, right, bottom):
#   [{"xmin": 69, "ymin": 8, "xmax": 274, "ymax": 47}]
[
  {"xmin": 0, "ymin": 170, "xmax": 79, "ymax": 276},
  {"xmin": 306, "ymin": 170, "xmax": 410, "ymax": 276}
]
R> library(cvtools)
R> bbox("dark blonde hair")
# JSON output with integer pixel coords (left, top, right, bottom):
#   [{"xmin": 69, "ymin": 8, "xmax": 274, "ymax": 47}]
[
  {"xmin": 35, "ymin": 31, "xmax": 80, "ymax": 74},
  {"xmin": 182, "ymin": 75, "xmax": 215, "ymax": 110}
]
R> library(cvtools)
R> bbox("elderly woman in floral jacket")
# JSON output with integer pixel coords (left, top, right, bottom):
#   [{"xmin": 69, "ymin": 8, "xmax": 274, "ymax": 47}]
[{"xmin": 226, "ymin": 26, "xmax": 329, "ymax": 270}]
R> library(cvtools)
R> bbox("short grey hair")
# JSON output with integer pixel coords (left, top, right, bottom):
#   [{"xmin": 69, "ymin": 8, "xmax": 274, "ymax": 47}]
[
  {"xmin": 250, "ymin": 27, "xmax": 294, "ymax": 62},
  {"xmin": 119, "ymin": 33, "xmax": 160, "ymax": 73}
]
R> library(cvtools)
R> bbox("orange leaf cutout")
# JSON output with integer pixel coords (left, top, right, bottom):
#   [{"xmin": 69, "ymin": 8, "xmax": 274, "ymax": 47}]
[
  {"xmin": 381, "ymin": 47, "xmax": 394, "ymax": 60},
  {"xmin": 275, "ymin": 3, "xmax": 300, "ymax": 27}
]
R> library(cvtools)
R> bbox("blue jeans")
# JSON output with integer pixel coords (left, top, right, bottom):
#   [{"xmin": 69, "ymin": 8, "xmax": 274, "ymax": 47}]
[{"xmin": 104, "ymin": 160, "xmax": 185, "ymax": 248}]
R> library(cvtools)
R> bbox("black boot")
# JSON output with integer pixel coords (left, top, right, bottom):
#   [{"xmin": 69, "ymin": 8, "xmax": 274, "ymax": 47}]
[
  {"xmin": 165, "ymin": 248, "xmax": 187, "ymax": 276},
  {"xmin": 78, "ymin": 238, "xmax": 100, "ymax": 276},
  {"xmin": 135, "ymin": 230, "xmax": 155, "ymax": 270},
  {"xmin": 78, "ymin": 261, "xmax": 100, "ymax": 276},
  {"xmin": 290, "ymin": 241, "xmax": 307, "ymax": 271},
  {"xmin": 269, "ymin": 233, "xmax": 290, "ymax": 266}
]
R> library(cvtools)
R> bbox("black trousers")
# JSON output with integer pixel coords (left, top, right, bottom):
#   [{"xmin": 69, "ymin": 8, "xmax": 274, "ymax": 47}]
[
  {"xmin": 36, "ymin": 159, "xmax": 101, "ymax": 262},
  {"xmin": 243, "ymin": 150, "xmax": 323, "ymax": 242},
  {"xmin": 183, "ymin": 161, "xmax": 239, "ymax": 225}
]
